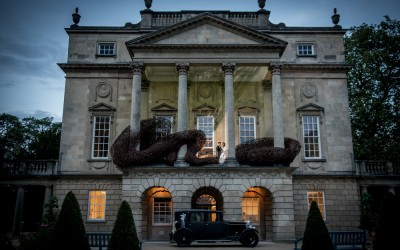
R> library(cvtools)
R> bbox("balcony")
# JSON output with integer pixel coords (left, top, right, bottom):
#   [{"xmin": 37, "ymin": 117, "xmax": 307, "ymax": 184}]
[
  {"xmin": 354, "ymin": 160, "xmax": 400, "ymax": 176},
  {"xmin": 0, "ymin": 160, "xmax": 58, "ymax": 177}
]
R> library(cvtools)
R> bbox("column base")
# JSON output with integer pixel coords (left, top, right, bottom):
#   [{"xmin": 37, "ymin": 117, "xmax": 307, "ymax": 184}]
[
  {"xmin": 221, "ymin": 158, "xmax": 240, "ymax": 167},
  {"xmin": 174, "ymin": 160, "xmax": 189, "ymax": 167}
]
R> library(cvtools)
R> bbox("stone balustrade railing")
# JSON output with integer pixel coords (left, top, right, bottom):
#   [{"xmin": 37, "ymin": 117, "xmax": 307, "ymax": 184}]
[
  {"xmin": 354, "ymin": 160, "xmax": 400, "ymax": 176},
  {"xmin": 0, "ymin": 160, "xmax": 58, "ymax": 177}
]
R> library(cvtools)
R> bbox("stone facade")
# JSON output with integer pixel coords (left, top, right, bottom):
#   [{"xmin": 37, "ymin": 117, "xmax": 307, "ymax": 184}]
[{"xmin": 5, "ymin": 2, "xmax": 390, "ymax": 242}]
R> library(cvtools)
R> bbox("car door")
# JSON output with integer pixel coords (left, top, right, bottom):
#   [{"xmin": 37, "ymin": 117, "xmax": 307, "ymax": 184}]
[
  {"xmin": 187, "ymin": 212, "xmax": 207, "ymax": 240},
  {"xmin": 204, "ymin": 212, "xmax": 225, "ymax": 239}
]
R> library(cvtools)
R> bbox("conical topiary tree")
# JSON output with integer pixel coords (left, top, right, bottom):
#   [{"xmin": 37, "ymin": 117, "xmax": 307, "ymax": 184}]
[
  {"xmin": 301, "ymin": 201, "xmax": 334, "ymax": 250},
  {"xmin": 108, "ymin": 200, "xmax": 140, "ymax": 250},
  {"xmin": 373, "ymin": 192, "xmax": 400, "ymax": 250},
  {"xmin": 49, "ymin": 191, "xmax": 90, "ymax": 250}
]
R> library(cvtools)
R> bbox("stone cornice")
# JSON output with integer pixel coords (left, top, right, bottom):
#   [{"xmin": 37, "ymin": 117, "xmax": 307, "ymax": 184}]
[
  {"xmin": 284, "ymin": 63, "xmax": 352, "ymax": 72},
  {"xmin": 58, "ymin": 63, "xmax": 131, "ymax": 73}
]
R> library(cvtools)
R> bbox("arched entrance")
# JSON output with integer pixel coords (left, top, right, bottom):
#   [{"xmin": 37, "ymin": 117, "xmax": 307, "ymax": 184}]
[
  {"xmin": 142, "ymin": 187, "xmax": 172, "ymax": 240},
  {"xmin": 191, "ymin": 186, "xmax": 223, "ymax": 211},
  {"xmin": 242, "ymin": 187, "xmax": 273, "ymax": 240}
]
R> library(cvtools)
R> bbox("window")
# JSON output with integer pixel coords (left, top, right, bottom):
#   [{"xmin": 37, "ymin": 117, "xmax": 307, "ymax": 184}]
[
  {"xmin": 97, "ymin": 43, "xmax": 115, "ymax": 56},
  {"xmin": 302, "ymin": 116, "xmax": 321, "ymax": 159},
  {"xmin": 197, "ymin": 116, "xmax": 214, "ymax": 149},
  {"xmin": 153, "ymin": 198, "xmax": 172, "ymax": 225},
  {"xmin": 307, "ymin": 191, "xmax": 325, "ymax": 220},
  {"xmin": 88, "ymin": 190, "xmax": 106, "ymax": 221},
  {"xmin": 242, "ymin": 197, "xmax": 260, "ymax": 224},
  {"xmin": 239, "ymin": 116, "xmax": 256, "ymax": 144},
  {"xmin": 92, "ymin": 116, "xmax": 111, "ymax": 159},
  {"xmin": 297, "ymin": 43, "xmax": 315, "ymax": 56},
  {"xmin": 155, "ymin": 115, "xmax": 173, "ymax": 141}
]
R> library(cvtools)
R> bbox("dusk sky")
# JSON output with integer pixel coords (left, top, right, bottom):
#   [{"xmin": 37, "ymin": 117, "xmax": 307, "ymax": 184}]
[{"xmin": 1, "ymin": 0, "xmax": 399, "ymax": 122}]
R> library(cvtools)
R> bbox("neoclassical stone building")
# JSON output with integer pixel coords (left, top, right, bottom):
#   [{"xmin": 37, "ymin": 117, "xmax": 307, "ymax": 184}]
[{"xmin": 6, "ymin": 0, "xmax": 400, "ymax": 242}]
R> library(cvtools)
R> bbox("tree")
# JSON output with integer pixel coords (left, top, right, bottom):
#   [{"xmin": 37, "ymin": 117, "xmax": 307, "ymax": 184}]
[
  {"xmin": 0, "ymin": 113, "xmax": 61, "ymax": 160},
  {"xmin": 345, "ymin": 16, "xmax": 400, "ymax": 160},
  {"xmin": 108, "ymin": 200, "xmax": 140, "ymax": 250},
  {"xmin": 49, "ymin": 191, "xmax": 90, "ymax": 250},
  {"xmin": 373, "ymin": 192, "xmax": 400, "ymax": 250},
  {"xmin": 301, "ymin": 201, "xmax": 333, "ymax": 250},
  {"xmin": 0, "ymin": 113, "xmax": 25, "ymax": 160}
]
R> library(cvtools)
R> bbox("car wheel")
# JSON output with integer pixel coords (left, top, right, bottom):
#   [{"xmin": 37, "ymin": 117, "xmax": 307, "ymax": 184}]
[
  {"xmin": 240, "ymin": 231, "xmax": 259, "ymax": 247},
  {"xmin": 175, "ymin": 230, "xmax": 192, "ymax": 247}
]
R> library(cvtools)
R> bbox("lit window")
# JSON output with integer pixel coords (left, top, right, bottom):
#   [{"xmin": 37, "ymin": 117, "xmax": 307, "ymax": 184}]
[
  {"xmin": 197, "ymin": 116, "xmax": 214, "ymax": 149},
  {"xmin": 88, "ymin": 191, "xmax": 106, "ymax": 220},
  {"xmin": 297, "ymin": 43, "xmax": 315, "ymax": 56},
  {"xmin": 92, "ymin": 116, "xmax": 111, "ymax": 159},
  {"xmin": 302, "ymin": 116, "xmax": 321, "ymax": 159},
  {"xmin": 307, "ymin": 191, "xmax": 325, "ymax": 220},
  {"xmin": 155, "ymin": 116, "xmax": 173, "ymax": 141},
  {"xmin": 239, "ymin": 116, "xmax": 256, "ymax": 144},
  {"xmin": 153, "ymin": 198, "xmax": 172, "ymax": 225},
  {"xmin": 242, "ymin": 197, "xmax": 259, "ymax": 224},
  {"xmin": 97, "ymin": 43, "xmax": 115, "ymax": 56}
]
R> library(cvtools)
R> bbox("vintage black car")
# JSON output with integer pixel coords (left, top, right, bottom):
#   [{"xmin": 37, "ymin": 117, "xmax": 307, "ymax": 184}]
[{"xmin": 170, "ymin": 209, "xmax": 259, "ymax": 247}]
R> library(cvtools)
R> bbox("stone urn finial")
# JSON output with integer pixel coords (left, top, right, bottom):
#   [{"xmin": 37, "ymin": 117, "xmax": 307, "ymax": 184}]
[
  {"xmin": 331, "ymin": 8, "xmax": 340, "ymax": 26},
  {"xmin": 144, "ymin": 0, "xmax": 153, "ymax": 9},
  {"xmin": 258, "ymin": 0, "xmax": 266, "ymax": 9},
  {"xmin": 72, "ymin": 7, "xmax": 81, "ymax": 25}
]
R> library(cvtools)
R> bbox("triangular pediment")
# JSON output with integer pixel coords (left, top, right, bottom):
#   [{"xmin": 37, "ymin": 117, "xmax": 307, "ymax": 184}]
[
  {"xmin": 192, "ymin": 103, "xmax": 218, "ymax": 113},
  {"xmin": 126, "ymin": 12, "xmax": 287, "ymax": 54},
  {"xmin": 297, "ymin": 103, "xmax": 324, "ymax": 112},
  {"xmin": 89, "ymin": 102, "xmax": 116, "ymax": 112},
  {"xmin": 151, "ymin": 103, "xmax": 178, "ymax": 112}
]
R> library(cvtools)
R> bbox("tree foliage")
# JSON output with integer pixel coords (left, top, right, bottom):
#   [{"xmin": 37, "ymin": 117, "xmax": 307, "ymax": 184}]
[
  {"xmin": 301, "ymin": 201, "xmax": 333, "ymax": 250},
  {"xmin": 49, "ymin": 191, "xmax": 90, "ymax": 250},
  {"xmin": 345, "ymin": 16, "xmax": 400, "ymax": 160},
  {"xmin": 108, "ymin": 200, "xmax": 140, "ymax": 250},
  {"xmin": 0, "ymin": 113, "xmax": 61, "ymax": 160}
]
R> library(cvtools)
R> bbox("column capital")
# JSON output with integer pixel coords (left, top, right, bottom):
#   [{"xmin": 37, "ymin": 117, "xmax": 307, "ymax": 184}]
[
  {"xmin": 221, "ymin": 62, "xmax": 236, "ymax": 75},
  {"xmin": 269, "ymin": 62, "xmax": 283, "ymax": 75},
  {"xmin": 176, "ymin": 62, "xmax": 190, "ymax": 75},
  {"xmin": 131, "ymin": 61, "xmax": 145, "ymax": 75}
]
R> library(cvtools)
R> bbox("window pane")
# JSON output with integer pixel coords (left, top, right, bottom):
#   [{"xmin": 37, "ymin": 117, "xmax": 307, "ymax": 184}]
[
  {"xmin": 197, "ymin": 116, "xmax": 214, "ymax": 149},
  {"xmin": 92, "ymin": 116, "xmax": 111, "ymax": 159},
  {"xmin": 242, "ymin": 197, "xmax": 259, "ymax": 223},
  {"xmin": 239, "ymin": 116, "xmax": 256, "ymax": 144},
  {"xmin": 307, "ymin": 191, "xmax": 325, "ymax": 220},
  {"xmin": 153, "ymin": 198, "xmax": 172, "ymax": 224},
  {"xmin": 88, "ymin": 191, "xmax": 106, "ymax": 220},
  {"xmin": 302, "ymin": 116, "xmax": 321, "ymax": 159}
]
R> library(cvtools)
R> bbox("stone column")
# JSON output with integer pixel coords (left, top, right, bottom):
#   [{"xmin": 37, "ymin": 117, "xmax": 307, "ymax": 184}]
[
  {"xmin": 42, "ymin": 185, "xmax": 53, "ymax": 218},
  {"xmin": 270, "ymin": 62, "xmax": 285, "ymax": 148},
  {"xmin": 174, "ymin": 63, "xmax": 190, "ymax": 167},
  {"xmin": 221, "ymin": 63, "xmax": 239, "ymax": 167},
  {"xmin": 12, "ymin": 186, "xmax": 25, "ymax": 236},
  {"xmin": 130, "ymin": 61, "xmax": 145, "ymax": 133}
]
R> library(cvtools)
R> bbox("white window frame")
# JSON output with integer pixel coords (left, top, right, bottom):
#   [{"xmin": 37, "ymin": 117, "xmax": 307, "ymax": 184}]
[
  {"xmin": 97, "ymin": 42, "xmax": 116, "ymax": 56},
  {"xmin": 307, "ymin": 191, "xmax": 326, "ymax": 220},
  {"xmin": 88, "ymin": 190, "xmax": 106, "ymax": 221},
  {"xmin": 242, "ymin": 197, "xmax": 260, "ymax": 224},
  {"xmin": 91, "ymin": 115, "xmax": 111, "ymax": 159},
  {"xmin": 196, "ymin": 116, "xmax": 214, "ymax": 150},
  {"xmin": 297, "ymin": 43, "xmax": 315, "ymax": 56},
  {"xmin": 302, "ymin": 116, "xmax": 322, "ymax": 159},
  {"xmin": 153, "ymin": 198, "xmax": 172, "ymax": 226},
  {"xmin": 239, "ymin": 116, "xmax": 256, "ymax": 144}
]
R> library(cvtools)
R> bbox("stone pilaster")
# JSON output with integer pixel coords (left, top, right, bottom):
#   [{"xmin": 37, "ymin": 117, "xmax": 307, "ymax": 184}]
[
  {"xmin": 42, "ymin": 185, "xmax": 53, "ymax": 219},
  {"xmin": 175, "ymin": 63, "xmax": 190, "ymax": 167},
  {"xmin": 221, "ymin": 63, "xmax": 239, "ymax": 167},
  {"xmin": 12, "ymin": 186, "xmax": 25, "ymax": 236},
  {"xmin": 130, "ymin": 61, "xmax": 145, "ymax": 133},
  {"xmin": 270, "ymin": 62, "xmax": 284, "ymax": 148}
]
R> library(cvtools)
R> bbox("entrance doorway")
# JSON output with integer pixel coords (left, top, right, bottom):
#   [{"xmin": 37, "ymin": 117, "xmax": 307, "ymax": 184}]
[{"xmin": 191, "ymin": 186, "xmax": 223, "ymax": 210}]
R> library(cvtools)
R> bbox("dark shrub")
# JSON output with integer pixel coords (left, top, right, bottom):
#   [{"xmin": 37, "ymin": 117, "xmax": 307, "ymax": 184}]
[
  {"xmin": 301, "ymin": 201, "xmax": 333, "ymax": 250},
  {"xmin": 108, "ymin": 200, "xmax": 140, "ymax": 250},
  {"xmin": 49, "ymin": 191, "xmax": 89, "ymax": 250},
  {"xmin": 0, "ymin": 234, "xmax": 15, "ymax": 250},
  {"xmin": 373, "ymin": 192, "xmax": 400, "ymax": 250}
]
